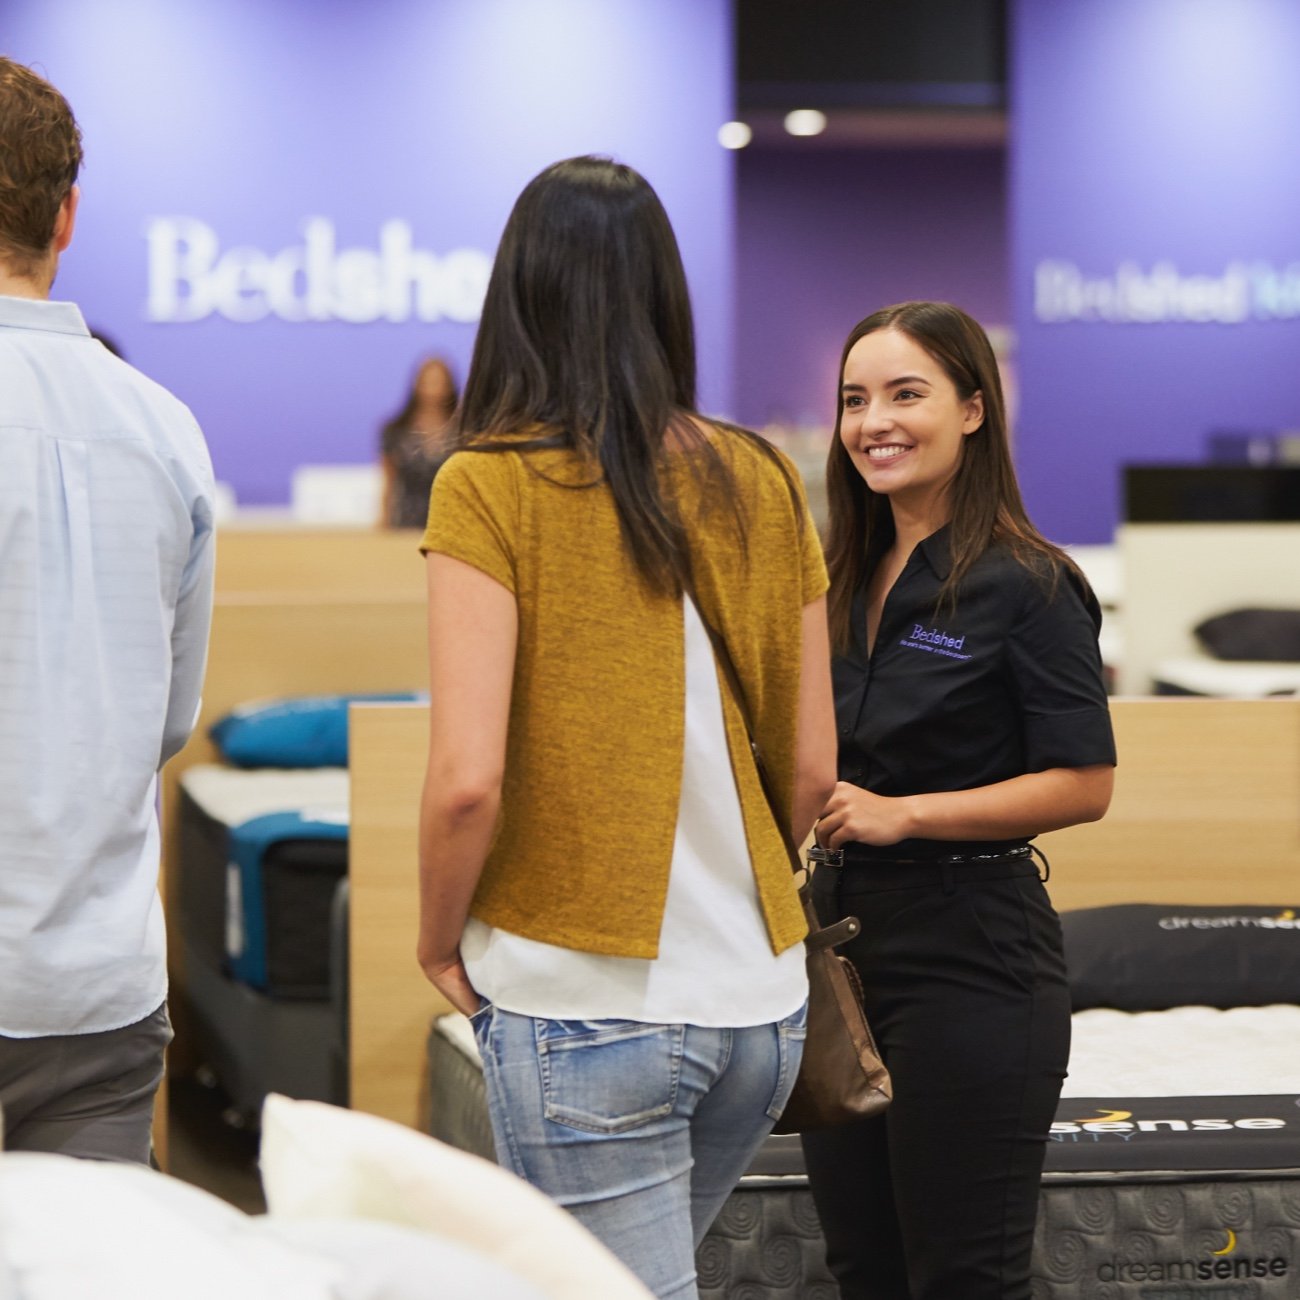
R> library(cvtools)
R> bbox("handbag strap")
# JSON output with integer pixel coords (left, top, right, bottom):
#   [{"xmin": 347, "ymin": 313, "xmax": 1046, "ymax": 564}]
[{"xmin": 682, "ymin": 583, "xmax": 804, "ymax": 878}]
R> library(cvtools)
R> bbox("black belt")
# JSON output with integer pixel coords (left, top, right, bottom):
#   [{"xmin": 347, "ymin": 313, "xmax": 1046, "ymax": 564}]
[{"xmin": 809, "ymin": 842, "xmax": 1049, "ymax": 881}]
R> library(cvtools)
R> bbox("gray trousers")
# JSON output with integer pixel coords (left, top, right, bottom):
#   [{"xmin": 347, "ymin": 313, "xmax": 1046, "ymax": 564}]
[{"xmin": 0, "ymin": 1003, "xmax": 172, "ymax": 1164}]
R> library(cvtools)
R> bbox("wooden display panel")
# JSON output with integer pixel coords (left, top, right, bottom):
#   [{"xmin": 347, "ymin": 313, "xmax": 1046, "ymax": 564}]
[
  {"xmin": 158, "ymin": 528, "xmax": 429, "ymax": 1164},
  {"xmin": 213, "ymin": 526, "xmax": 425, "ymax": 597},
  {"xmin": 1041, "ymin": 697, "xmax": 1300, "ymax": 910},
  {"xmin": 348, "ymin": 704, "xmax": 450, "ymax": 1129}
]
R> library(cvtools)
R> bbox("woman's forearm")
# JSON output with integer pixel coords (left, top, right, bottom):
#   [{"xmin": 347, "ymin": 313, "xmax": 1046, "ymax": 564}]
[
  {"xmin": 818, "ymin": 765, "xmax": 1114, "ymax": 850},
  {"xmin": 793, "ymin": 768, "xmax": 837, "ymax": 849},
  {"xmin": 379, "ymin": 456, "xmax": 396, "ymax": 527},
  {"xmin": 416, "ymin": 777, "xmax": 500, "ymax": 975},
  {"xmin": 417, "ymin": 552, "xmax": 518, "ymax": 992},
  {"xmin": 900, "ymin": 765, "xmax": 1114, "ymax": 841}
]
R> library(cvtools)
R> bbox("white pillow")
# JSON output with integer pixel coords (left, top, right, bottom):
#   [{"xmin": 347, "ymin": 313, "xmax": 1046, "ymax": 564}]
[
  {"xmin": 249, "ymin": 1218, "xmax": 551, "ymax": 1300},
  {"xmin": 0, "ymin": 1152, "xmax": 331, "ymax": 1300},
  {"xmin": 259, "ymin": 1094, "xmax": 654, "ymax": 1300}
]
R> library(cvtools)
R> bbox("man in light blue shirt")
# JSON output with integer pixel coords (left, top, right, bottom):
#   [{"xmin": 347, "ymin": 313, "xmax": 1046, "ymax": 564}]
[{"xmin": 0, "ymin": 57, "xmax": 215, "ymax": 1162}]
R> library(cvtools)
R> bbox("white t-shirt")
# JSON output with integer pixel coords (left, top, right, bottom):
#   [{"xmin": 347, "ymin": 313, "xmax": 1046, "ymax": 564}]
[{"xmin": 461, "ymin": 598, "xmax": 807, "ymax": 1027}]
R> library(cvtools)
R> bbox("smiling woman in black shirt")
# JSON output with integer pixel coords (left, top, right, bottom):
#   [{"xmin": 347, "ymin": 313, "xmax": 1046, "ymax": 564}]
[{"xmin": 802, "ymin": 301, "xmax": 1116, "ymax": 1300}]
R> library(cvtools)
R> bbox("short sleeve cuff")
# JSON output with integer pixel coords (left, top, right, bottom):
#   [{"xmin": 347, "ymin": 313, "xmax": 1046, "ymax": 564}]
[
  {"xmin": 418, "ymin": 453, "xmax": 517, "ymax": 592},
  {"xmin": 803, "ymin": 560, "xmax": 830, "ymax": 603},
  {"xmin": 421, "ymin": 531, "xmax": 516, "ymax": 593},
  {"xmin": 1023, "ymin": 707, "xmax": 1117, "ymax": 772}
]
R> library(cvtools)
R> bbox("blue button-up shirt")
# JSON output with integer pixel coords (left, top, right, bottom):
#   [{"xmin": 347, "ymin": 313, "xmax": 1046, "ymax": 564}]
[{"xmin": 0, "ymin": 294, "xmax": 214, "ymax": 1036}]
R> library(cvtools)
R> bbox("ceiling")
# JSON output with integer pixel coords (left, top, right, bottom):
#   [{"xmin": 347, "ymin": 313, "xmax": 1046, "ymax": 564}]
[{"xmin": 736, "ymin": 0, "xmax": 1006, "ymax": 147}]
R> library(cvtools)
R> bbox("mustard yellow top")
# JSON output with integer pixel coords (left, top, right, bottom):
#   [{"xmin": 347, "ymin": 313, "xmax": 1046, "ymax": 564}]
[{"xmin": 421, "ymin": 431, "xmax": 827, "ymax": 959}]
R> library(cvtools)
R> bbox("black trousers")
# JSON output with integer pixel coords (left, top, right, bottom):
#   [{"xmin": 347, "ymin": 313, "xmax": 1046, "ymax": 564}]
[{"xmin": 801, "ymin": 856, "xmax": 1071, "ymax": 1300}]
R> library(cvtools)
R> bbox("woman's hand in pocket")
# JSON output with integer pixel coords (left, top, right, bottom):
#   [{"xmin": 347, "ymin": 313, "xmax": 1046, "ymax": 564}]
[{"xmin": 419, "ymin": 952, "xmax": 480, "ymax": 1017}]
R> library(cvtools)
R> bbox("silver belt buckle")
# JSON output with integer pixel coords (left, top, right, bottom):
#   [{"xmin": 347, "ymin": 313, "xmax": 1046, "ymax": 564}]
[{"xmin": 807, "ymin": 843, "xmax": 844, "ymax": 869}]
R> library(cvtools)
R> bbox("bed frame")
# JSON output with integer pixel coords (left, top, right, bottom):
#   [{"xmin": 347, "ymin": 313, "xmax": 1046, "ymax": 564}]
[
  {"xmin": 347, "ymin": 695, "xmax": 1300, "ymax": 1131},
  {"xmin": 158, "ymin": 526, "xmax": 428, "ymax": 1164}
]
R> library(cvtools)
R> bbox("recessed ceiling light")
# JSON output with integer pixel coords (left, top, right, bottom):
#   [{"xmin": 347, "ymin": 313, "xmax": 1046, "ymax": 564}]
[
  {"xmin": 717, "ymin": 121, "xmax": 753, "ymax": 150},
  {"xmin": 783, "ymin": 109, "xmax": 827, "ymax": 137}
]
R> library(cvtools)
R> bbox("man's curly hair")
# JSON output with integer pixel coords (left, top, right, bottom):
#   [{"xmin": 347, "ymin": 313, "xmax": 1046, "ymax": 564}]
[{"xmin": 0, "ymin": 58, "xmax": 82, "ymax": 278}]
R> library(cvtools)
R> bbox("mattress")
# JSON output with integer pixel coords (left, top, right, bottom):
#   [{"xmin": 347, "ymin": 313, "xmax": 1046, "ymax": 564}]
[
  {"xmin": 426, "ymin": 1007, "xmax": 1300, "ymax": 1298},
  {"xmin": 1153, "ymin": 655, "xmax": 1300, "ymax": 697},
  {"xmin": 178, "ymin": 764, "xmax": 349, "ymax": 998},
  {"xmin": 1048, "ymin": 1005, "xmax": 1300, "ymax": 1175}
]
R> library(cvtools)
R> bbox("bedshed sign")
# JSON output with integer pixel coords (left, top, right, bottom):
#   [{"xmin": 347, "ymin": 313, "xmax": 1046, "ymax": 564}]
[
  {"xmin": 1034, "ymin": 259, "xmax": 1300, "ymax": 324},
  {"xmin": 144, "ymin": 217, "xmax": 493, "ymax": 324}
]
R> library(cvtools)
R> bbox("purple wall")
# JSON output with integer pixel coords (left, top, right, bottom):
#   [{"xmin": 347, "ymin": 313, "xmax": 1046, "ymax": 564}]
[
  {"xmin": 6, "ymin": 0, "xmax": 734, "ymax": 504},
  {"xmin": 1011, "ymin": 0, "xmax": 1300, "ymax": 543},
  {"xmin": 734, "ymin": 147, "xmax": 1008, "ymax": 432}
]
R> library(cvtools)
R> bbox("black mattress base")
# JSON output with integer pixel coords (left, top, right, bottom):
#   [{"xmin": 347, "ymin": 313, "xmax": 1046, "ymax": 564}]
[
  {"xmin": 180, "ymin": 939, "xmax": 345, "ymax": 1121},
  {"xmin": 177, "ymin": 783, "xmax": 347, "ymax": 998},
  {"xmin": 700, "ymin": 1173, "xmax": 1300, "ymax": 1298},
  {"xmin": 1036, "ymin": 1176, "xmax": 1300, "ymax": 1297},
  {"xmin": 699, "ymin": 1180, "xmax": 833, "ymax": 1298}
]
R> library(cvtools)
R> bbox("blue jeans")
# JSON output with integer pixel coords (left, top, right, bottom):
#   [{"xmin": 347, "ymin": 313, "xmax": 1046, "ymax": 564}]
[{"xmin": 472, "ymin": 1002, "xmax": 808, "ymax": 1300}]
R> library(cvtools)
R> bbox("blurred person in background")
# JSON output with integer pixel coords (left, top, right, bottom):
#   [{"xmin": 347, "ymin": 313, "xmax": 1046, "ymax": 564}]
[{"xmin": 379, "ymin": 354, "xmax": 458, "ymax": 528}]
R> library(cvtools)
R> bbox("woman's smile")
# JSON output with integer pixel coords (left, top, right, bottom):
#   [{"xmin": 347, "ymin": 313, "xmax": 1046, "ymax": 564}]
[{"xmin": 865, "ymin": 442, "xmax": 913, "ymax": 462}]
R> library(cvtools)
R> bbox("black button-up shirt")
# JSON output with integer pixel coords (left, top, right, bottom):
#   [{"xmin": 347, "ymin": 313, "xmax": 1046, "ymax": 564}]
[{"xmin": 834, "ymin": 527, "xmax": 1116, "ymax": 860}]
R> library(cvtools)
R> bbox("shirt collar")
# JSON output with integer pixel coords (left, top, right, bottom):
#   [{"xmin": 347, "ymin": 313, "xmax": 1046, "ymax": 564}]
[
  {"xmin": 0, "ymin": 294, "xmax": 90, "ymax": 337},
  {"xmin": 915, "ymin": 524, "xmax": 955, "ymax": 581}
]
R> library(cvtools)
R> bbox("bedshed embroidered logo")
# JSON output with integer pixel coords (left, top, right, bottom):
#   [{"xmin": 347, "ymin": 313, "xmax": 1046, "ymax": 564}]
[
  {"xmin": 1051, "ymin": 1107, "xmax": 1287, "ymax": 1142},
  {"xmin": 1096, "ymin": 1226, "xmax": 1290, "ymax": 1294},
  {"xmin": 898, "ymin": 624, "xmax": 972, "ymax": 661}
]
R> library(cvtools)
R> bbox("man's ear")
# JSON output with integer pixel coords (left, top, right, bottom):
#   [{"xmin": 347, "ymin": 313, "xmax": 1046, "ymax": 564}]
[{"xmin": 52, "ymin": 185, "xmax": 79, "ymax": 255}]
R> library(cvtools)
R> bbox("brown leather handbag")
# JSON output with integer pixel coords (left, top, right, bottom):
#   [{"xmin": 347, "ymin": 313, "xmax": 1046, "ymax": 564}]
[
  {"xmin": 769, "ymin": 853, "xmax": 893, "ymax": 1134},
  {"xmin": 689, "ymin": 594, "xmax": 892, "ymax": 1134}
]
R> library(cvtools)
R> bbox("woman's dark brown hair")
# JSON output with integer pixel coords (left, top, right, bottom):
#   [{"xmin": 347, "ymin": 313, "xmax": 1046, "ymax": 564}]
[
  {"xmin": 823, "ymin": 300, "xmax": 1086, "ymax": 652},
  {"xmin": 455, "ymin": 154, "xmax": 794, "ymax": 594}
]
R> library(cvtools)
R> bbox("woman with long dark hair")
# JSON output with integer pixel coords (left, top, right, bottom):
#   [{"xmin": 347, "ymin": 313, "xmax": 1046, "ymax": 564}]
[
  {"xmin": 803, "ymin": 302, "xmax": 1115, "ymax": 1299},
  {"xmin": 415, "ymin": 156, "xmax": 836, "ymax": 1299},
  {"xmin": 377, "ymin": 355, "xmax": 458, "ymax": 528}
]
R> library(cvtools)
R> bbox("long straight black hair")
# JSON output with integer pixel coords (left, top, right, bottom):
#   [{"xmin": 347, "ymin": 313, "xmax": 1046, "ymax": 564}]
[
  {"xmin": 824, "ymin": 301, "xmax": 1087, "ymax": 651},
  {"xmin": 455, "ymin": 155, "xmax": 794, "ymax": 593}
]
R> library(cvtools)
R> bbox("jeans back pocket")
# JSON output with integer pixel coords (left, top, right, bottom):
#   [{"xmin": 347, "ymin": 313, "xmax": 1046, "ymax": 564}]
[{"xmin": 535, "ymin": 1019, "xmax": 684, "ymax": 1135}]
